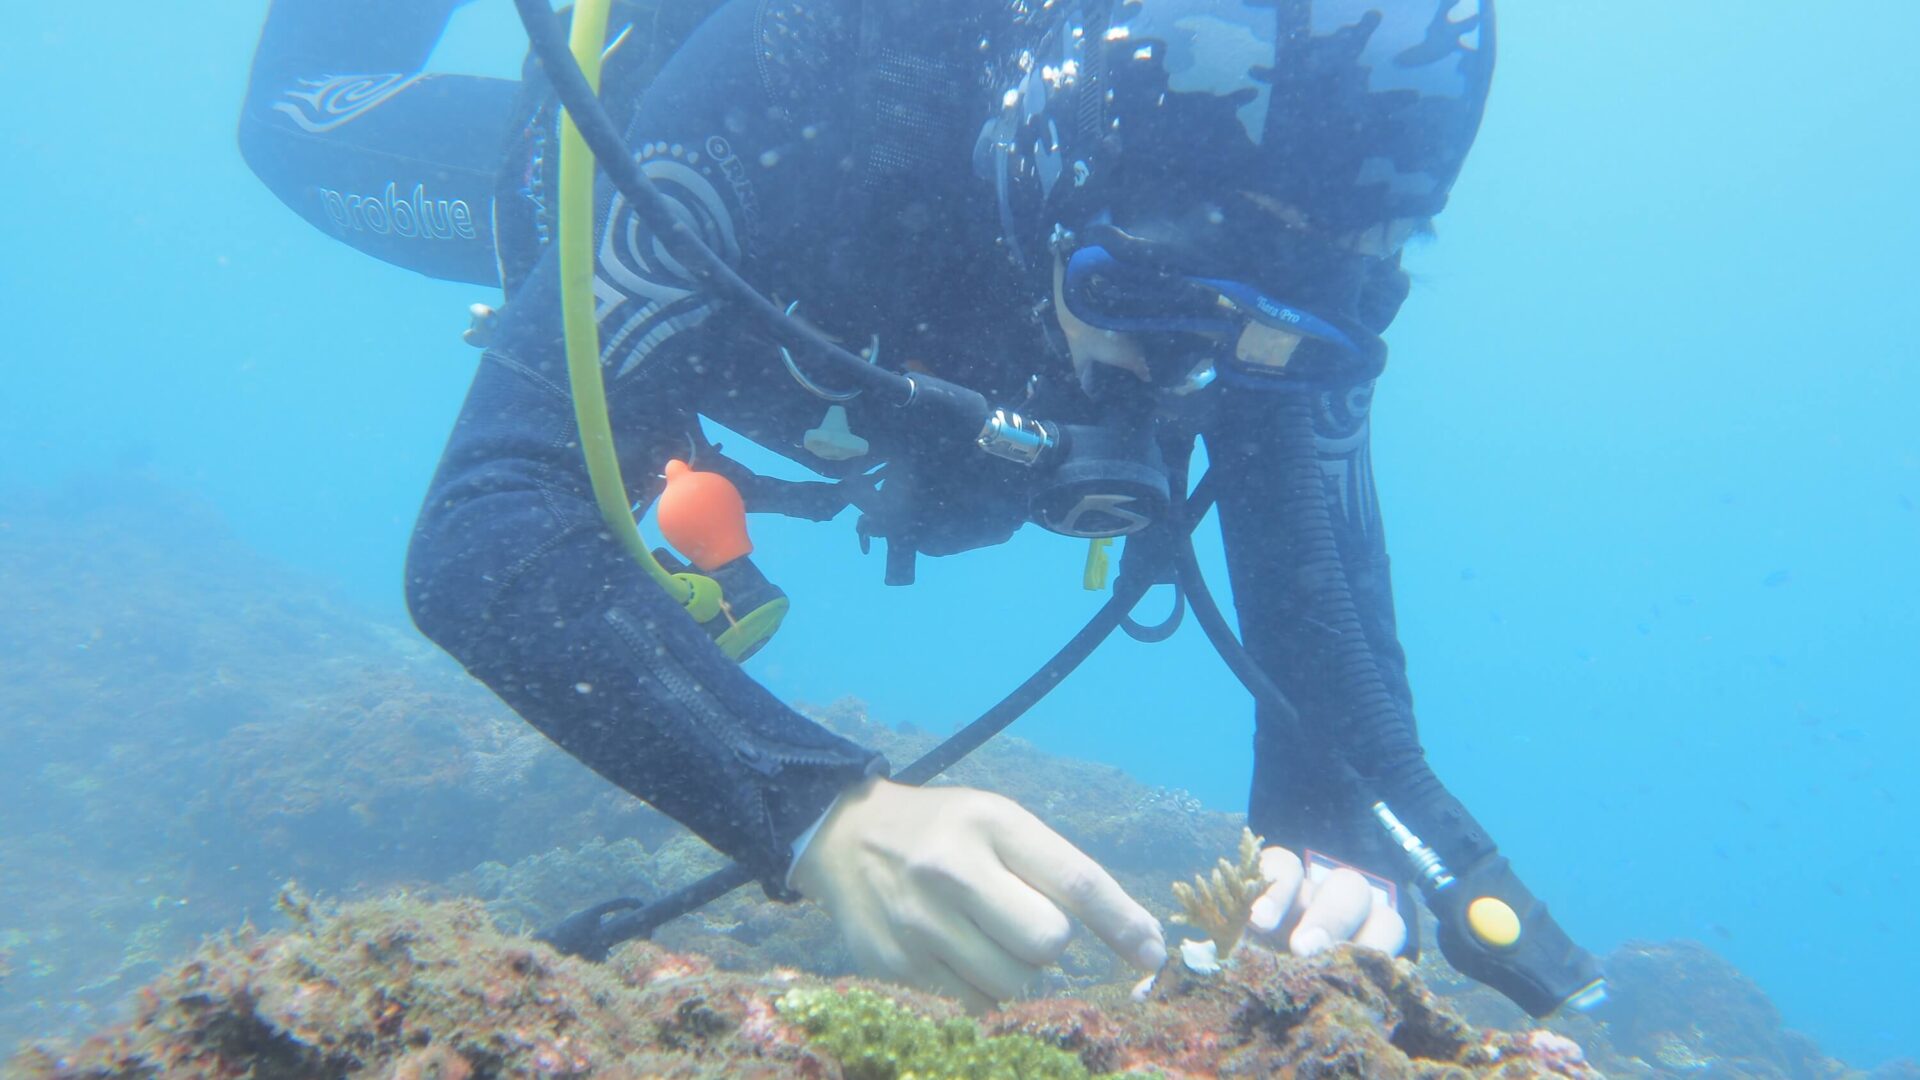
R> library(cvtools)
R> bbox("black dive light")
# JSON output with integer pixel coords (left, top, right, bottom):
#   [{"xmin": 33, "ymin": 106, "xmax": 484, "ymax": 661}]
[
  {"xmin": 1369, "ymin": 802, "xmax": 1607, "ymax": 1017},
  {"xmin": 1428, "ymin": 855, "xmax": 1610, "ymax": 1017}
]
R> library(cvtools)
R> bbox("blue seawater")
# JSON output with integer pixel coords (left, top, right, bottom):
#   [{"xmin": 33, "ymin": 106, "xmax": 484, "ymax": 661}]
[{"xmin": 2, "ymin": 1, "xmax": 1913, "ymax": 1066}]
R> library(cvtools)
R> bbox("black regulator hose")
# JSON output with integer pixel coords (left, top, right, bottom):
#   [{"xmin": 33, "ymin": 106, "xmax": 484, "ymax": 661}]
[{"xmin": 1178, "ymin": 388, "xmax": 1605, "ymax": 1018}]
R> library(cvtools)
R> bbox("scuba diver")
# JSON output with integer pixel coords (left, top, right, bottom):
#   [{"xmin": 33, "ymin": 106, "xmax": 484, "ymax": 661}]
[{"xmin": 241, "ymin": 0, "xmax": 1604, "ymax": 1016}]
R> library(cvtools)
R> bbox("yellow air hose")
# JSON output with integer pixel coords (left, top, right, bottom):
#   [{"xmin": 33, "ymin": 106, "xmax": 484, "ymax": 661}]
[{"xmin": 556, "ymin": 0, "xmax": 694, "ymax": 605}]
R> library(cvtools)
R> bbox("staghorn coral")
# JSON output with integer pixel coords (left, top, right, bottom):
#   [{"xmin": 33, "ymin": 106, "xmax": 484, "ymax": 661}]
[
  {"xmin": 777, "ymin": 986, "xmax": 1105, "ymax": 1080},
  {"xmin": 1169, "ymin": 826, "xmax": 1266, "ymax": 960}
]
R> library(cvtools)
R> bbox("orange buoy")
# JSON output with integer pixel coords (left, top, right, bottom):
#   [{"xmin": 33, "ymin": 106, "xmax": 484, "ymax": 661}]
[{"xmin": 657, "ymin": 460, "xmax": 752, "ymax": 570}]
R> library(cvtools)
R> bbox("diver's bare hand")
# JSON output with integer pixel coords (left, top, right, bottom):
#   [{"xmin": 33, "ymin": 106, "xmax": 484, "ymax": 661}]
[
  {"xmin": 790, "ymin": 777, "xmax": 1167, "ymax": 1012},
  {"xmin": 1247, "ymin": 846, "xmax": 1406, "ymax": 956}
]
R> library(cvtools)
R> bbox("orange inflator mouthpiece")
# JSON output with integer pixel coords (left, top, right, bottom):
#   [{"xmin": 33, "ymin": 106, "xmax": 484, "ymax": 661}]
[{"xmin": 657, "ymin": 460, "xmax": 752, "ymax": 571}]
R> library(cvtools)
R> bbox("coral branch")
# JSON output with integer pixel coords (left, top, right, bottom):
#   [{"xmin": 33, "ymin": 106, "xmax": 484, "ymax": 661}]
[{"xmin": 1170, "ymin": 827, "xmax": 1265, "ymax": 960}]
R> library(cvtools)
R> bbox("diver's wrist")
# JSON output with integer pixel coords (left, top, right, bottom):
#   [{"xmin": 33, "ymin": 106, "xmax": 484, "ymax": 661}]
[
  {"xmin": 785, "ymin": 803, "xmax": 837, "ymax": 890},
  {"xmin": 785, "ymin": 775, "xmax": 888, "ymax": 893}
]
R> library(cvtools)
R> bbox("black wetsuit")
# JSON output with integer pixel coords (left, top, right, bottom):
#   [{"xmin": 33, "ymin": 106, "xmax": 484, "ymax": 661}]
[{"xmin": 240, "ymin": 0, "xmax": 1428, "ymax": 899}]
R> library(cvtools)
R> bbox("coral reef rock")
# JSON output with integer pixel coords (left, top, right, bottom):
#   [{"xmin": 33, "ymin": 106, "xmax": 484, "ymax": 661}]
[
  {"xmin": 0, "ymin": 487, "xmax": 674, "ymax": 1051},
  {"xmin": 1417, "ymin": 933, "xmax": 1900, "ymax": 1080},
  {"xmin": 1567, "ymin": 940, "xmax": 1862, "ymax": 1080},
  {"xmin": 10, "ymin": 895, "xmax": 1604, "ymax": 1079}
]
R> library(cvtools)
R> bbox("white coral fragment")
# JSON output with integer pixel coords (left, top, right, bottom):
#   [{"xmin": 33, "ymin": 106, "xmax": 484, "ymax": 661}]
[{"xmin": 1178, "ymin": 938, "xmax": 1221, "ymax": 974}]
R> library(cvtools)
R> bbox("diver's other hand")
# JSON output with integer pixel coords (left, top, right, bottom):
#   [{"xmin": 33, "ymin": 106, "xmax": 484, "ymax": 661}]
[
  {"xmin": 789, "ymin": 777, "xmax": 1167, "ymax": 1012},
  {"xmin": 1246, "ymin": 846, "xmax": 1407, "ymax": 956}
]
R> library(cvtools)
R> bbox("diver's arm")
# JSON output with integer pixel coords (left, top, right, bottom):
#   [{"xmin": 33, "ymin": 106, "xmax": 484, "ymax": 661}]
[
  {"xmin": 1208, "ymin": 257, "xmax": 1435, "ymax": 881},
  {"xmin": 1211, "ymin": 308, "xmax": 1605, "ymax": 1015},
  {"xmin": 405, "ymin": 275, "xmax": 883, "ymax": 891},
  {"xmin": 237, "ymin": 0, "xmax": 517, "ymax": 285},
  {"xmin": 1209, "ymin": 258, "xmax": 1606, "ymax": 1001},
  {"xmin": 405, "ymin": 0, "xmax": 889, "ymax": 893},
  {"xmin": 1208, "ymin": 374, "xmax": 1431, "ymax": 919}
]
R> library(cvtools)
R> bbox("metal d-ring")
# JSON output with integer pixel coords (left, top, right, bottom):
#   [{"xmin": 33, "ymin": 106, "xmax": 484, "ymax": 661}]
[{"xmin": 778, "ymin": 301, "xmax": 873, "ymax": 402}]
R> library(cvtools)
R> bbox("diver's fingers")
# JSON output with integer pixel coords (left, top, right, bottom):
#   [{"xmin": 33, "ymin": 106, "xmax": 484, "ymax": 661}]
[
  {"xmin": 908, "ymin": 951, "xmax": 997, "ymax": 1015},
  {"xmin": 943, "ymin": 864, "xmax": 1075, "ymax": 968},
  {"xmin": 991, "ymin": 805, "xmax": 1166, "ymax": 972},
  {"xmin": 1352, "ymin": 896, "xmax": 1408, "ymax": 955},
  {"xmin": 1289, "ymin": 867, "xmax": 1371, "ymax": 957},
  {"xmin": 842, "ymin": 921, "xmax": 914, "ymax": 986},
  {"xmin": 1250, "ymin": 847, "xmax": 1305, "ymax": 934},
  {"xmin": 908, "ymin": 904, "xmax": 1044, "ymax": 1004}
]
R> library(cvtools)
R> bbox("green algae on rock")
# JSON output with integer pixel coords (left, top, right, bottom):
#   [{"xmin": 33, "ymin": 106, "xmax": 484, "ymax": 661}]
[{"xmin": 777, "ymin": 986, "xmax": 1107, "ymax": 1080}]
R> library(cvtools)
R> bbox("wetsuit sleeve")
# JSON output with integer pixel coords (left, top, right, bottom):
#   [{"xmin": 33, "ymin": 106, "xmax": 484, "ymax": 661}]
[
  {"xmin": 238, "ymin": 0, "xmax": 518, "ymax": 286},
  {"xmin": 405, "ymin": 0, "xmax": 883, "ymax": 896},
  {"xmin": 1211, "ymin": 376, "xmax": 1418, "ymax": 875},
  {"xmin": 1210, "ymin": 256, "xmax": 1476, "ymax": 880}
]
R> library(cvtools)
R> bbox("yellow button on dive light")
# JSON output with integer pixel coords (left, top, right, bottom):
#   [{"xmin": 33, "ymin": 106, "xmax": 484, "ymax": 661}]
[{"xmin": 1467, "ymin": 897, "xmax": 1521, "ymax": 947}]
